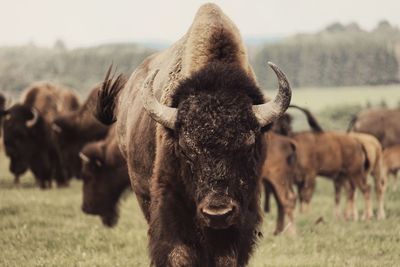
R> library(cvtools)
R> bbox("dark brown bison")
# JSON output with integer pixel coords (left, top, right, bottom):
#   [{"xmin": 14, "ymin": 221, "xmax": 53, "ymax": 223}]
[
  {"xmin": 348, "ymin": 108, "xmax": 400, "ymax": 148},
  {"xmin": 0, "ymin": 82, "xmax": 80, "ymax": 188},
  {"xmin": 80, "ymin": 126, "xmax": 130, "ymax": 227},
  {"xmin": 51, "ymin": 85, "xmax": 111, "ymax": 179},
  {"xmin": 0, "ymin": 92, "xmax": 5, "ymax": 138},
  {"xmin": 96, "ymin": 4, "xmax": 291, "ymax": 266},
  {"xmin": 288, "ymin": 105, "xmax": 372, "ymax": 220},
  {"xmin": 383, "ymin": 145, "xmax": 400, "ymax": 190},
  {"xmin": 262, "ymin": 132, "xmax": 298, "ymax": 235}
]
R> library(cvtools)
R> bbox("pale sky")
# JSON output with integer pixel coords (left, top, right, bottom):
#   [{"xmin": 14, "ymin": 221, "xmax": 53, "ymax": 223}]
[{"xmin": 0, "ymin": 0, "xmax": 399, "ymax": 47}]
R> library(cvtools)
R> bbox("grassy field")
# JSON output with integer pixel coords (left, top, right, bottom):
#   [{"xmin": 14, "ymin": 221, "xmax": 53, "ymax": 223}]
[
  {"xmin": 0, "ymin": 85, "xmax": 400, "ymax": 266},
  {"xmin": 290, "ymin": 84, "xmax": 400, "ymax": 111}
]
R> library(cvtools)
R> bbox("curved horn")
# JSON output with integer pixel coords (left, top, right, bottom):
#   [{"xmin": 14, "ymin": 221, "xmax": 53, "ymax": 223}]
[
  {"xmin": 141, "ymin": 69, "xmax": 178, "ymax": 130},
  {"xmin": 252, "ymin": 62, "xmax": 292, "ymax": 127},
  {"xmin": 79, "ymin": 152, "xmax": 90, "ymax": 163},
  {"xmin": 26, "ymin": 108, "xmax": 39, "ymax": 128}
]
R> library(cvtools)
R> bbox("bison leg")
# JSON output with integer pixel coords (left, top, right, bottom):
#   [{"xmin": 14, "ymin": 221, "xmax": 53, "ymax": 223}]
[
  {"xmin": 392, "ymin": 170, "xmax": 398, "ymax": 191},
  {"xmin": 13, "ymin": 175, "xmax": 20, "ymax": 186},
  {"xmin": 353, "ymin": 175, "xmax": 372, "ymax": 221},
  {"xmin": 263, "ymin": 180, "xmax": 272, "ymax": 213},
  {"xmin": 333, "ymin": 178, "xmax": 345, "ymax": 219},
  {"xmin": 344, "ymin": 181, "xmax": 358, "ymax": 221},
  {"xmin": 372, "ymin": 167, "xmax": 386, "ymax": 220},
  {"xmin": 149, "ymin": 190, "xmax": 199, "ymax": 267},
  {"xmin": 166, "ymin": 244, "xmax": 197, "ymax": 267},
  {"xmin": 299, "ymin": 175, "xmax": 316, "ymax": 213}
]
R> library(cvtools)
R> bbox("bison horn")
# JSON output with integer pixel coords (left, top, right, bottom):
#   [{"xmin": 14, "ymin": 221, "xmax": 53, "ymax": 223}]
[
  {"xmin": 79, "ymin": 152, "xmax": 90, "ymax": 163},
  {"xmin": 52, "ymin": 123, "xmax": 62, "ymax": 133},
  {"xmin": 142, "ymin": 69, "xmax": 178, "ymax": 130},
  {"xmin": 26, "ymin": 108, "xmax": 39, "ymax": 128},
  {"xmin": 252, "ymin": 62, "xmax": 292, "ymax": 127}
]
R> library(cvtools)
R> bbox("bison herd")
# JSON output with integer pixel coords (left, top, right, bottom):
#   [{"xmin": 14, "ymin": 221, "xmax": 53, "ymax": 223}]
[{"xmin": 0, "ymin": 4, "xmax": 399, "ymax": 267}]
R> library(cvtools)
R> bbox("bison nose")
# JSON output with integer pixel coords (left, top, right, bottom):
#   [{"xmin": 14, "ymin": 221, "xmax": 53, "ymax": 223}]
[
  {"xmin": 199, "ymin": 201, "xmax": 239, "ymax": 229},
  {"xmin": 202, "ymin": 206, "xmax": 234, "ymax": 217}
]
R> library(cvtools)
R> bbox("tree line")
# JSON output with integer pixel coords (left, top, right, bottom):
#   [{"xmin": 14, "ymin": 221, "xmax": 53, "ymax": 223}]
[
  {"xmin": 0, "ymin": 21, "xmax": 399, "ymax": 97},
  {"xmin": 252, "ymin": 21, "xmax": 400, "ymax": 88}
]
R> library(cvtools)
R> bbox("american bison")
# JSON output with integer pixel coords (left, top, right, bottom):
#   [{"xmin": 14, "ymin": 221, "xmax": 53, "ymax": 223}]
[
  {"xmin": 383, "ymin": 145, "xmax": 400, "ymax": 190},
  {"xmin": 80, "ymin": 126, "xmax": 130, "ymax": 227},
  {"xmin": 348, "ymin": 132, "xmax": 387, "ymax": 220},
  {"xmin": 96, "ymin": 4, "xmax": 292, "ymax": 266},
  {"xmin": 348, "ymin": 108, "xmax": 400, "ymax": 148},
  {"xmin": 262, "ymin": 132, "xmax": 298, "ymax": 235},
  {"xmin": 0, "ymin": 82, "xmax": 80, "ymax": 188},
  {"xmin": 52, "ymin": 84, "xmax": 112, "ymax": 179},
  {"xmin": 289, "ymin": 105, "xmax": 372, "ymax": 220}
]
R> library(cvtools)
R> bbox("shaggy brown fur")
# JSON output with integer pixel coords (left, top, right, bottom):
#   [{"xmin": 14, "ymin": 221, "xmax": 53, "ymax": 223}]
[
  {"xmin": 95, "ymin": 4, "xmax": 290, "ymax": 266},
  {"xmin": 1, "ymin": 82, "xmax": 80, "ymax": 188},
  {"xmin": 52, "ymin": 83, "xmax": 114, "ymax": 179},
  {"xmin": 383, "ymin": 145, "xmax": 400, "ymax": 190},
  {"xmin": 262, "ymin": 132, "xmax": 298, "ymax": 235},
  {"xmin": 348, "ymin": 108, "xmax": 400, "ymax": 148},
  {"xmin": 289, "ymin": 105, "xmax": 371, "ymax": 220},
  {"xmin": 80, "ymin": 127, "xmax": 130, "ymax": 227}
]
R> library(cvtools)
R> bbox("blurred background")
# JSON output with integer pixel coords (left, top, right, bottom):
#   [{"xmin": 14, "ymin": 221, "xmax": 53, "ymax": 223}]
[{"xmin": 1, "ymin": 0, "xmax": 399, "ymax": 131}]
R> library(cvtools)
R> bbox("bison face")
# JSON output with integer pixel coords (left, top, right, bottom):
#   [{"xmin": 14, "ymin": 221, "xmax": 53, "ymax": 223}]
[
  {"xmin": 175, "ymin": 92, "xmax": 265, "ymax": 229},
  {"xmin": 142, "ymin": 62, "xmax": 291, "ymax": 230},
  {"xmin": 2, "ymin": 105, "xmax": 41, "ymax": 176},
  {"xmin": 80, "ymin": 146, "xmax": 127, "ymax": 227}
]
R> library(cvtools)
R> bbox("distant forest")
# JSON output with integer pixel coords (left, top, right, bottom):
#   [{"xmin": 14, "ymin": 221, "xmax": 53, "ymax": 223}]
[
  {"xmin": 0, "ymin": 21, "xmax": 399, "ymax": 97},
  {"xmin": 253, "ymin": 21, "xmax": 400, "ymax": 88}
]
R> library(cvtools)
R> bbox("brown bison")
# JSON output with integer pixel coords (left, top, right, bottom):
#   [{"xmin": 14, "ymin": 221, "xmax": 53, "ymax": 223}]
[
  {"xmin": 348, "ymin": 132, "xmax": 387, "ymax": 220},
  {"xmin": 289, "ymin": 105, "xmax": 372, "ymax": 220},
  {"xmin": 52, "ymin": 84, "xmax": 111, "ymax": 179},
  {"xmin": 0, "ymin": 82, "xmax": 80, "ymax": 188},
  {"xmin": 262, "ymin": 132, "xmax": 298, "ymax": 235},
  {"xmin": 348, "ymin": 108, "xmax": 400, "ymax": 148},
  {"xmin": 96, "ymin": 4, "xmax": 292, "ymax": 266},
  {"xmin": 80, "ymin": 126, "xmax": 130, "ymax": 227},
  {"xmin": 383, "ymin": 145, "xmax": 400, "ymax": 190}
]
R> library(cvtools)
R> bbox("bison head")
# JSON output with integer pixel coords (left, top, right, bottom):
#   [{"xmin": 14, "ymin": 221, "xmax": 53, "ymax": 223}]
[
  {"xmin": 142, "ymin": 62, "xmax": 291, "ymax": 229},
  {"xmin": 80, "ymin": 143, "xmax": 129, "ymax": 227},
  {"xmin": 1, "ymin": 104, "xmax": 42, "ymax": 176}
]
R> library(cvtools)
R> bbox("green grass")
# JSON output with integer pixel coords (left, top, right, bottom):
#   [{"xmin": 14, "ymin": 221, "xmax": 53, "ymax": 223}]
[
  {"xmin": 1, "ymin": 152, "xmax": 400, "ymax": 266},
  {"xmin": 1, "ymin": 85, "xmax": 400, "ymax": 266},
  {"xmin": 291, "ymin": 84, "xmax": 400, "ymax": 111}
]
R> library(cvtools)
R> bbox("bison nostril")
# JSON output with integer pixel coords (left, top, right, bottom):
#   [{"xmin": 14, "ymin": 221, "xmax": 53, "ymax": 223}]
[{"xmin": 201, "ymin": 206, "xmax": 234, "ymax": 217}]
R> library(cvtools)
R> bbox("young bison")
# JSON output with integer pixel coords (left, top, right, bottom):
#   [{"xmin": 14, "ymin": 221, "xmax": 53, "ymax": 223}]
[{"xmin": 262, "ymin": 132, "xmax": 298, "ymax": 235}]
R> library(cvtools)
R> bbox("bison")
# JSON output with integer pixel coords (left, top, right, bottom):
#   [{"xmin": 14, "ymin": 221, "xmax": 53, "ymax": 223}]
[
  {"xmin": 79, "ymin": 126, "xmax": 130, "ymax": 227},
  {"xmin": 0, "ymin": 92, "xmax": 5, "ymax": 138},
  {"xmin": 0, "ymin": 82, "xmax": 80, "ymax": 188},
  {"xmin": 383, "ymin": 145, "xmax": 400, "ymax": 190},
  {"xmin": 96, "ymin": 4, "xmax": 292, "ymax": 266},
  {"xmin": 348, "ymin": 108, "xmax": 400, "ymax": 148},
  {"xmin": 288, "ymin": 105, "xmax": 373, "ymax": 220},
  {"xmin": 348, "ymin": 132, "xmax": 387, "ymax": 220},
  {"xmin": 52, "ymin": 84, "xmax": 112, "ymax": 179},
  {"xmin": 262, "ymin": 132, "xmax": 298, "ymax": 235}
]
